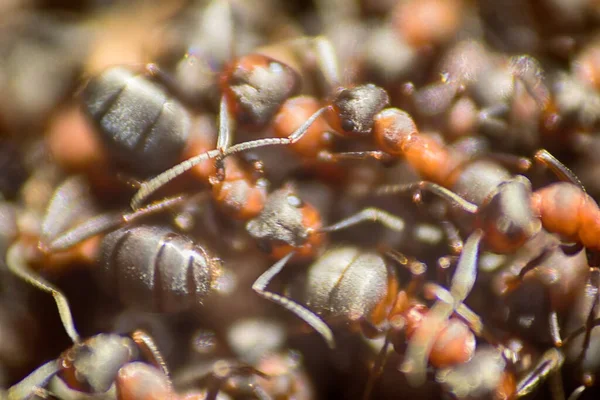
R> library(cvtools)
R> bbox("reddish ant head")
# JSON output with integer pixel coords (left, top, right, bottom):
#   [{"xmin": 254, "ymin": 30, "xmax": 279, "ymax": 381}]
[
  {"xmin": 477, "ymin": 178, "xmax": 541, "ymax": 254},
  {"xmin": 220, "ymin": 54, "xmax": 301, "ymax": 128},
  {"xmin": 58, "ymin": 334, "xmax": 138, "ymax": 393},
  {"xmin": 245, "ymin": 185, "xmax": 323, "ymax": 259},
  {"xmin": 326, "ymin": 84, "xmax": 390, "ymax": 137}
]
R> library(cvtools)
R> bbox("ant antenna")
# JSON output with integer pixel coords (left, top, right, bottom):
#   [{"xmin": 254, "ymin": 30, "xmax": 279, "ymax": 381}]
[
  {"xmin": 252, "ymin": 252, "xmax": 336, "ymax": 349},
  {"xmin": 131, "ymin": 107, "xmax": 326, "ymax": 209}
]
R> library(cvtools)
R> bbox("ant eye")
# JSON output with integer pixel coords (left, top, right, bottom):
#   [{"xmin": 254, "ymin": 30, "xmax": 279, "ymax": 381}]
[
  {"xmin": 341, "ymin": 118, "xmax": 355, "ymax": 132},
  {"xmin": 287, "ymin": 194, "xmax": 304, "ymax": 208}
]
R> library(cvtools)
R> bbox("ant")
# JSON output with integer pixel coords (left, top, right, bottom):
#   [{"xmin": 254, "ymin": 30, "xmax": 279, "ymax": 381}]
[
  {"xmin": 79, "ymin": 64, "xmax": 270, "ymax": 220},
  {"xmin": 251, "ymin": 229, "xmax": 490, "ymax": 392},
  {"xmin": 5, "ymin": 176, "xmax": 225, "ymax": 343},
  {"xmin": 3, "ymin": 328, "xmax": 169, "ymax": 400}
]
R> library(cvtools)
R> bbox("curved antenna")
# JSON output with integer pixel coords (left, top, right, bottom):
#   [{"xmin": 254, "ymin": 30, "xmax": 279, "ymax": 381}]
[
  {"xmin": 376, "ymin": 181, "xmax": 479, "ymax": 215},
  {"xmin": 401, "ymin": 230, "xmax": 483, "ymax": 387},
  {"xmin": 7, "ymin": 243, "xmax": 80, "ymax": 344},
  {"xmin": 131, "ymin": 107, "xmax": 326, "ymax": 209},
  {"xmin": 6, "ymin": 360, "xmax": 59, "ymax": 400},
  {"xmin": 252, "ymin": 252, "xmax": 335, "ymax": 349},
  {"xmin": 47, "ymin": 196, "xmax": 185, "ymax": 252}
]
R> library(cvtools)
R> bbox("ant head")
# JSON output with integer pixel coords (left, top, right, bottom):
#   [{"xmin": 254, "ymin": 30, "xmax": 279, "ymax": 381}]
[
  {"xmin": 478, "ymin": 177, "xmax": 541, "ymax": 254},
  {"xmin": 246, "ymin": 184, "xmax": 323, "ymax": 259},
  {"xmin": 221, "ymin": 54, "xmax": 301, "ymax": 128},
  {"xmin": 326, "ymin": 84, "xmax": 389, "ymax": 137},
  {"xmin": 58, "ymin": 334, "xmax": 138, "ymax": 393}
]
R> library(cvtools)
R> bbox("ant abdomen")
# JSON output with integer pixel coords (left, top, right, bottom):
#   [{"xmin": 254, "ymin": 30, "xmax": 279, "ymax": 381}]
[
  {"xmin": 99, "ymin": 225, "xmax": 222, "ymax": 312},
  {"xmin": 290, "ymin": 246, "xmax": 397, "ymax": 332},
  {"xmin": 82, "ymin": 66, "xmax": 191, "ymax": 176}
]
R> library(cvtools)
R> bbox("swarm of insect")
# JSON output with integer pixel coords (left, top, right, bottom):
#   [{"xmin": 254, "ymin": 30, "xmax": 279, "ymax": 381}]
[{"xmin": 5, "ymin": 1, "xmax": 600, "ymax": 400}]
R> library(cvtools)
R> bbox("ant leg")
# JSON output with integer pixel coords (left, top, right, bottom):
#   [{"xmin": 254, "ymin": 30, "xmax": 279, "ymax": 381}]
[
  {"xmin": 317, "ymin": 207, "xmax": 405, "ymax": 234},
  {"xmin": 549, "ymin": 311, "xmax": 563, "ymax": 347},
  {"xmin": 47, "ymin": 195, "xmax": 186, "ymax": 252},
  {"xmin": 252, "ymin": 252, "xmax": 335, "ymax": 349},
  {"xmin": 6, "ymin": 243, "xmax": 80, "ymax": 344},
  {"xmin": 380, "ymin": 247, "xmax": 426, "ymax": 299},
  {"xmin": 376, "ymin": 181, "xmax": 479, "ymax": 214},
  {"xmin": 401, "ymin": 231, "xmax": 483, "ymax": 387},
  {"xmin": 132, "ymin": 108, "xmax": 326, "ymax": 209},
  {"xmin": 567, "ymin": 385, "xmax": 586, "ymax": 400},
  {"xmin": 317, "ymin": 150, "xmax": 394, "ymax": 163},
  {"xmin": 312, "ymin": 36, "xmax": 341, "ymax": 90},
  {"xmin": 534, "ymin": 149, "xmax": 586, "ymax": 191},
  {"xmin": 131, "ymin": 330, "xmax": 169, "ymax": 377},
  {"xmin": 516, "ymin": 348, "xmax": 564, "ymax": 398},
  {"xmin": 214, "ymin": 95, "xmax": 234, "ymax": 181},
  {"xmin": 362, "ymin": 332, "xmax": 392, "ymax": 400},
  {"xmin": 6, "ymin": 360, "xmax": 59, "ymax": 400},
  {"xmin": 439, "ymin": 220, "xmax": 463, "ymax": 255}
]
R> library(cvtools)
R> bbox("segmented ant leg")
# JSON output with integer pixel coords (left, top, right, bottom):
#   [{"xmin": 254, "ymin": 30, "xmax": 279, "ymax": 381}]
[
  {"xmin": 252, "ymin": 252, "xmax": 335, "ymax": 349},
  {"xmin": 376, "ymin": 181, "xmax": 479, "ymax": 214},
  {"xmin": 439, "ymin": 221, "xmax": 463, "ymax": 255},
  {"xmin": 312, "ymin": 36, "xmax": 341, "ymax": 90},
  {"xmin": 381, "ymin": 247, "xmax": 426, "ymax": 299},
  {"xmin": 401, "ymin": 230, "xmax": 483, "ymax": 387},
  {"xmin": 214, "ymin": 95, "xmax": 234, "ymax": 181},
  {"xmin": 46, "ymin": 195, "xmax": 186, "ymax": 252},
  {"xmin": 436, "ymin": 256, "xmax": 454, "ymax": 288},
  {"xmin": 131, "ymin": 108, "xmax": 326, "ymax": 209},
  {"xmin": 317, "ymin": 207, "xmax": 405, "ymax": 234},
  {"xmin": 6, "ymin": 360, "xmax": 59, "ymax": 400},
  {"xmin": 362, "ymin": 332, "xmax": 392, "ymax": 400},
  {"xmin": 534, "ymin": 149, "xmax": 586, "ymax": 192},
  {"xmin": 567, "ymin": 385, "xmax": 586, "ymax": 400},
  {"xmin": 131, "ymin": 330, "xmax": 169, "ymax": 377},
  {"xmin": 549, "ymin": 311, "xmax": 563, "ymax": 347},
  {"xmin": 317, "ymin": 150, "xmax": 394, "ymax": 164},
  {"xmin": 6, "ymin": 243, "xmax": 80, "ymax": 343},
  {"xmin": 516, "ymin": 348, "xmax": 564, "ymax": 398}
]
